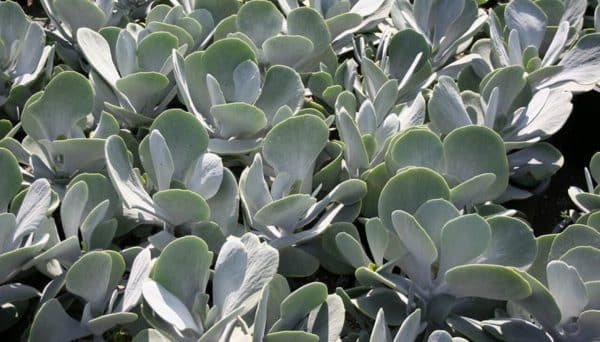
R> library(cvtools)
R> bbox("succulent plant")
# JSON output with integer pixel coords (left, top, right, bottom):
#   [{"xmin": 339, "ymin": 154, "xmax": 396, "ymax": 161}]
[
  {"xmin": 429, "ymin": 71, "xmax": 572, "ymax": 200},
  {"xmin": 60, "ymin": 172, "xmax": 125, "ymax": 251},
  {"xmin": 40, "ymin": 0, "xmax": 152, "ymax": 65},
  {"xmin": 137, "ymin": 279, "xmax": 345, "ymax": 342},
  {"xmin": 335, "ymin": 167, "xmax": 537, "ymax": 334},
  {"xmin": 173, "ymin": 36, "xmax": 306, "ymax": 154},
  {"xmin": 140, "ymin": 110, "xmax": 238, "ymax": 230},
  {"xmin": 369, "ymin": 309, "xmax": 472, "ymax": 342},
  {"xmin": 29, "ymin": 249, "xmax": 139, "ymax": 341},
  {"xmin": 140, "ymin": 234, "xmax": 279, "ymax": 341},
  {"xmin": 213, "ymin": 1, "xmax": 340, "ymax": 73},
  {"xmin": 0, "ymin": 178, "xmax": 54, "ymax": 284},
  {"xmin": 232, "ymin": 281, "xmax": 345, "ymax": 341},
  {"xmin": 239, "ymin": 115, "xmax": 367, "ymax": 276},
  {"xmin": 389, "ymin": 0, "xmax": 488, "ymax": 71},
  {"xmin": 277, "ymin": 0, "xmax": 393, "ymax": 54},
  {"xmin": 5, "ymin": 71, "xmax": 109, "ymax": 196},
  {"xmin": 357, "ymin": 125, "xmax": 509, "ymax": 218},
  {"xmin": 0, "ymin": 177, "xmax": 79, "ymax": 331},
  {"xmin": 449, "ymin": 222, "xmax": 600, "ymax": 341},
  {"xmin": 104, "ymin": 133, "xmax": 215, "ymax": 233},
  {"xmin": 1, "ymin": 1, "xmax": 600, "ymax": 340},
  {"xmin": 323, "ymin": 63, "xmax": 427, "ymax": 177},
  {"xmin": 75, "ymin": 5, "xmax": 209, "ymax": 127},
  {"xmin": 463, "ymin": 0, "xmax": 600, "ymax": 92},
  {"xmin": 0, "ymin": 1, "xmax": 53, "ymax": 114}
]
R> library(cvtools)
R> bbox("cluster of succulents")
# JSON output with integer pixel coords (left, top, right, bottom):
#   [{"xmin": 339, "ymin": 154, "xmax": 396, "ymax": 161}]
[{"xmin": 1, "ymin": 0, "xmax": 600, "ymax": 340}]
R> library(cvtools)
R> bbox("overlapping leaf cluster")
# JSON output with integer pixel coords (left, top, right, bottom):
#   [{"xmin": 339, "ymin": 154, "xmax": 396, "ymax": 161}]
[{"xmin": 1, "ymin": 0, "xmax": 600, "ymax": 340}]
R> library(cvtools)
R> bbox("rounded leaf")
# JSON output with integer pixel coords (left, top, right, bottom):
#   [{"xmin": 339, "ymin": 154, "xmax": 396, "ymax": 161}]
[
  {"xmin": 153, "ymin": 236, "xmax": 213, "ymax": 306},
  {"xmin": 386, "ymin": 128, "xmax": 444, "ymax": 174},
  {"xmin": 378, "ymin": 167, "xmax": 450, "ymax": 229},
  {"xmin": 149, "ymin": 109, "xmax": 209, "ymax": 180},
  {"xmin": 236, "ymin": 0, "xmax": 283, "ymax": 46},
  {"xmin": 22, "ymin": 71, "xmax": 93, "ymax": 141},
  {"xmin": 443, "ymin": 125, "xmax": 508, "ymax": 201},
  {"xmin": 202, "ymin": 37, "xmax": 257, "ymax": 100},
  {"xmin": 446, "ymin": 264, "xmax": 532, "ymax": 301},
  {"xmin": 66, "ymin": 251, "xmax": 113, "ymax": 306},
  {"xmin": 263, "ymin": 115, "xmax": 329, "ymax": 191},
  {"xmin": 152, "ymin": 189, "xmax": 210, "ymax": 226}
]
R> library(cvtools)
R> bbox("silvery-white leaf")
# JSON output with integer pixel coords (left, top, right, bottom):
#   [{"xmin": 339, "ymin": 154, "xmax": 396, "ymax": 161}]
[
  {"xmin": 428, "ymin": 330, "xmax": 458, "ymax": 342},
  {"xmin": 149, "ymin": 130, "xmax": 175, "ymax": 192},
  {"xmin": 536, "ymin": 34, "xmax": 600, "ymax": 91},
  {"xmin": 438, "ymin": 54, "xmax": 490, "ymax": 78},
  {"xmin": 373, "ymin": 79, "xmax": 398, "ymax": 125},
  {"xmin": 239, "ymin": 154, "xmax": 272, "ymax": 221},
  {"xmin": 270, "ymin": 172, "xmax": 294, "ymax": 200},
  {"xmin": 428, "ymin": 76, "xmax": 471, "ymax": 135},
  {"xmin": 93, "ymin": 112, "xmax": 120, "ymax": 139},
  {"xmin": 372, "ymin": 114, "xmax": 400, "ymax": 164},
  {"xmin": 489, "ymin": 12, "xmax": 510, "ymax": 66},
  {"xmin": 205, "ymin": 169, "xmax": 240, "ymax": 235},
  {"xmin": 77, "ymin": 28, "xmax": 120, "ymax": 86},
  {"xmin": 484, "ymin": 87, "xmax": 499, "ymax": 129},
  {"xmin": 398, "ymin": 93, "xmax": 426, "ymax": 129},
  {"xmin": 356, "ymin": 100, "xmax": 377, "ymax": 134},
  {"xmin": 80, "ymin": 200, "xmax": 110, "ymax": 248},
  {"xmin": 505, "ymin": 0, "xmax": 547, "ymax": 50},
  {"xmin": 413, "ymin": 0, "xmax": 432, "ymax": 34},
  {"xmin": 430, "ymin": 0, "xmax": 465, "ymax": 45},
  {"xmin": 14, "ymin": 179, "xmax": 51, "ymax": 243},
  {"xmin": 61, "ymin": 181, "xmax": 88, "ymax": 238},
  {"xmin": 185, "ymin": 153, "xmax": 224, "ymax": 199},
  {"xmin": 270, "ymin": 203, "xmax": 344, "ymax": 249},
  {"xmin": 394, "ymin": 309, "xmax": 423, "ymax": 342},
  {"xmin": 337, "ymin": 110, "xmax": 369, "ymax": 177},
  {"xmin": 255, "ymin": 194, "xmax": 316, "ymax": 233},
  {"xmin": 121, "ymin": 248, "xmax": 151, "ymax": 312},
  {"xmin": 13, "ymin": 24, "xmax": 47, "ymax": 85},
  {"xmin": 28, "ymin": 299, "xmax": 89, "ymax": 342},
  {"xmin": 306, "ymin": 294, "xmax": 345, "ymax": 342},
  {"xmin": 213, "ymin": 234, "xmax": 278, "ymax": 318},
  {"xmin": 542, "ymin": 21, "xmax": 569, "ymax": 67},
  {"xmin": 105, "ymin": 136, "xmax": 165, "ymax": 224},
  {"xmin": 252, "ymin": 284, "xmax": 270, "ymax": 342},
  {"xmin": 254, "ymin": 65, "xmax": 304, "ymax": 123},
  {"xmin": 370, "ymin": 309, "xmax": 392, "ymax": 342},
  {"xmin": 0, "ymin": 283, "xmax": 40, "ymax": 304},
  {"xmin": 351, "ymin": 0, "xmax": 387, "ymax": 16},
  {"xmin": 560, "ymin": 0, "xmax": 586, "ymax": 28},
  {"xmin": 507, "ymin": 29, "xmax": 522, "ymax": 65},
  {"xmin": 262, "ymin": 115, "xmax": 329, "ymax": 193},
  {"xmin": 142, "ymin": 280, "xmax": 201, "ymax": 333},
  {"xmin": 546, "ymin": 260, "xmax": 588, "ymax": 323},
  {"xmin": 505, "ymin": 89, "xmax": 572, "ymax": 142},
  {"xmin": 233, "ymin": 60, "xmax": 261, "ymax": 104},
  {"xmin": 172, "ymin": 50, "xmax": 212, "ymax": 131},
  {"xmin": 272, "ymin": 106, "xmax": 294, "ymax": 126},
  {"xmin": 206, "ymin": 74, "xmax": 226, "ymax": 107},
  {"xmin": 115, "ymin": 30, "xmax": 137, "ymax": 77},
  {"xmin": 0, "ymin": 213, "xmax": 17, "ymax": 254}
]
